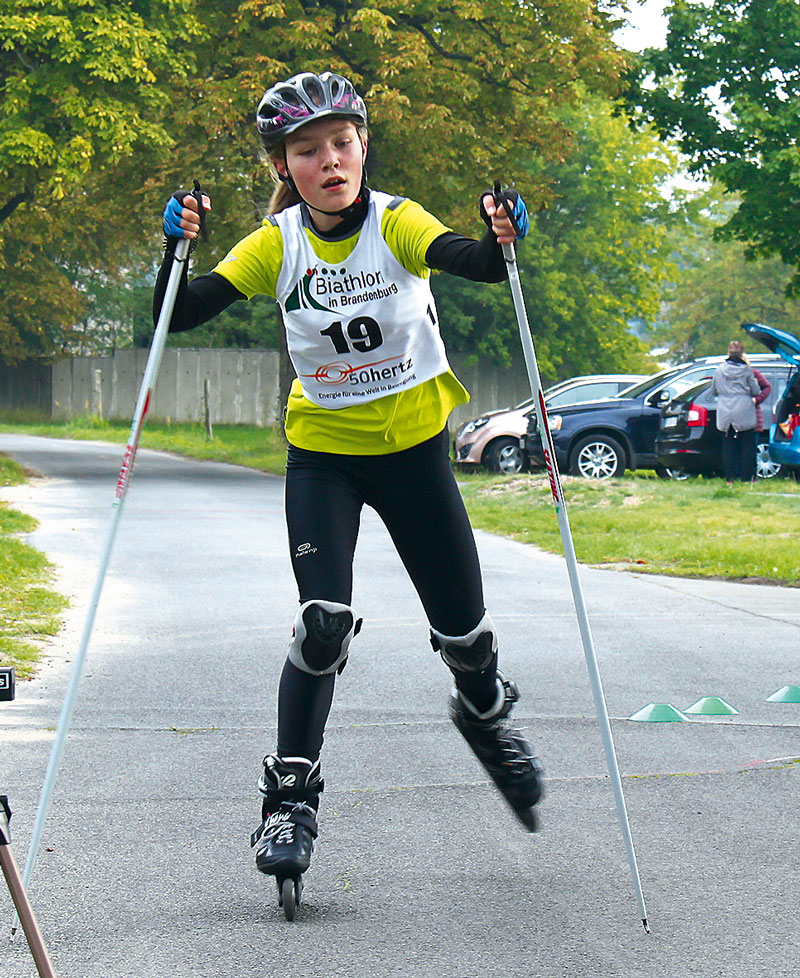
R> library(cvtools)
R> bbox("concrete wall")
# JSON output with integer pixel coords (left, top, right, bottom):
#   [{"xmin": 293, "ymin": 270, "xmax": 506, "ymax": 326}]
[
  {"xmin": 51, "ymin": 349, "xmax": 282, "ymax": 426},
  {"xmin": 448, "ymin": 354, "xmax": 532, "ymax": 429},
  {"xmin": 0, "ymin": 360, "xmax": 52, "ymax": 415},
  {"xmin": 4, "ymin": 348, "xmax": 532, "ymax": 430}
]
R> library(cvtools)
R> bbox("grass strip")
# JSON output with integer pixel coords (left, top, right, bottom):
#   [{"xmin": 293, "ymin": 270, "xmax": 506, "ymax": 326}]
[
  {"xmin": 457, "ymin": 470, "xmax": 800, "ymax": 585},
  {"xmin": 2, "ymin": 418, "xmax": 798, "ymax": 586},
  {"xmin": 0, "ymin": 455, "xmax": 68, "ymax": 679},
  {"xmin": 0, "ymin": 417, "xmax": 288, "ymax": 475}
]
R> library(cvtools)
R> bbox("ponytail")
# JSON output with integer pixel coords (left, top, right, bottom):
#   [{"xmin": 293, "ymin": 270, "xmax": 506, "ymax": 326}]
[
  {"xmin": 263, "ymin": 152, "xmax": 301, "ymax": 214},
  {"xmin": 268, "ymin": 179, "xmax": 302, "ymax": 215}
]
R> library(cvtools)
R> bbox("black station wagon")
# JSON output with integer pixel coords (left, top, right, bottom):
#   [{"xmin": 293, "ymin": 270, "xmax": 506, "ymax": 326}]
[
  {"xmin": 523, "ymin": 354, "xmax": 783, "ymax": 479},
  {"xmin": 655, "ymin": 362, "xmax": 793, "ymax": 479}
]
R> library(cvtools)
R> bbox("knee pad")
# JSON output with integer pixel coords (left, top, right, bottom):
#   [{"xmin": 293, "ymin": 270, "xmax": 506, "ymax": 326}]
[
  {"xmin": 430, "ymin": 611, "xmax": 497, "ymax": 673},
  {"xmin": 288, "ymin": 600, "xmax": 361, "ymax": 676}
]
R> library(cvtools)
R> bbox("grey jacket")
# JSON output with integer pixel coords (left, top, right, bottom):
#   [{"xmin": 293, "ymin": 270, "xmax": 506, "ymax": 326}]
[{"xmin": 710, "ymin": 359, "xmax": 760, "ymax": 432}]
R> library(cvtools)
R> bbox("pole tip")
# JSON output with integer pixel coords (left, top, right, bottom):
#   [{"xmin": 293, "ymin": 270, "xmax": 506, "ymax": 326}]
[{"xmin": 642, "ymin": 917, "xmax": 651, "ymax": 934}]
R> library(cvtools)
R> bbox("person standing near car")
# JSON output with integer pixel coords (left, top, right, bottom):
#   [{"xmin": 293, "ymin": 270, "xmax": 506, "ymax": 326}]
[
  {"xmin": 752, "ymin": 367, "xmax": 772, "ymax": 438},
  {"xmin": 710, "ymin": 340, "xmax": 761, "ymax": 483}
]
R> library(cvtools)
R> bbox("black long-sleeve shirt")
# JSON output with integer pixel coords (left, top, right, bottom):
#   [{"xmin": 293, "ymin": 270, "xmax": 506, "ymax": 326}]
[{"xmin": 154, "ymin": 195, "xmax": 508, "ymax": 333}]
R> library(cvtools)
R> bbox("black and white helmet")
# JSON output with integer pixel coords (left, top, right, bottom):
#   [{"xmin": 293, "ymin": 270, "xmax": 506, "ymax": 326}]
[{"xmin": 256, "ymin": 71, "xmax": 367, "ymax": 151}]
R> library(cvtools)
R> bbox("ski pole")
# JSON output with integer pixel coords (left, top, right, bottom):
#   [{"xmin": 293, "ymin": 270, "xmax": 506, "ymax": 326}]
[
  {"xmin": 11, "ymin": 182, "xmax": 205, "ymax": 936},
  {"xmin": 2, "ymin": 798, "xmax": 57, "ymax": 976},
  {"xmin": 492, "ymin": 181, "xmax": 649, "ymax": 933}
]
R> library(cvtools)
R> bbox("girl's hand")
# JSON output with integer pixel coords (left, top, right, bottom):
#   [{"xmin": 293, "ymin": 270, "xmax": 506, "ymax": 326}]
[
  {"xmin": 480, "ymin": 188, "xmax": 530, "ymax": 244},
  {"xmin": 163, "ymin": 191, "xmax": 212, "ymax": 239}
]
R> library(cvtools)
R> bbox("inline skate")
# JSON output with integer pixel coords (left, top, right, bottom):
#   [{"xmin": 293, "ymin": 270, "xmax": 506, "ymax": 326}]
[
  {"xmin": 250, "ymin": 754, "xmax": 323, "ymax": 920},
  {"xmin": 450, "ymin": 674, "xmax": 544, "ymax": 831}
]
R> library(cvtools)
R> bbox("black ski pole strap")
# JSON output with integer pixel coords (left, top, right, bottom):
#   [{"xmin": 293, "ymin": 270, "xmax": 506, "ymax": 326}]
[
  {"xmin": 493, "ymin": 180, "xmax": 521, "ymax": 237},
  {"xmin": 169, "ymin": 179, "xmax": 208, "ymax": 260},
  {"xmin": 189, "ymin": 178, "xmax": 208, "ymax": 243}
]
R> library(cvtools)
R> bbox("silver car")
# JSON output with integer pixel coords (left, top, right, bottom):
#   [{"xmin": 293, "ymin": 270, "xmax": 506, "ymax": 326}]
[{"xmin": 453, "ymin": 374, "xmax": 648, "ymax": 474}]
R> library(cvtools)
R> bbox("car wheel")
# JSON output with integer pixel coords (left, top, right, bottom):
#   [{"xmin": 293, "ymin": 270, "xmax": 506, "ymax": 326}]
[
  {"xmin": 755, "ymin": 442, "xmax": 783, "ymax": 479},
  {"xmin": 655, "ymin": 465, "xmax": 689, "ymax": 481},
  {"xmin": 569, "ymin": 434, "xmax": 626, "ymax": 479},
  {"xmin": 484, "ymin": 437, "xmax": 526, "ymax": 475}
]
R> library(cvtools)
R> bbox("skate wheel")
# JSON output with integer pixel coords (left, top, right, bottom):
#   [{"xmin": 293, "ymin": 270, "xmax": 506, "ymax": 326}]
[{"xmin": 281, "ymin": 877, "xmax": 297, "ymax": 921}]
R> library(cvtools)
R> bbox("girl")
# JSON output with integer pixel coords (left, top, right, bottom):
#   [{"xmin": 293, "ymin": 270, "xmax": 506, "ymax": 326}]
[{"xmin": 157, "ymin": 71, "xmax": 543, "ymax": 915}]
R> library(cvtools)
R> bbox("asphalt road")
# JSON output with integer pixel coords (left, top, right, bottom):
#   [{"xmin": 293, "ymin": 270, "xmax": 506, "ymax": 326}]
[{"xmin": 1, "ymin": 433, "xmax": 799, "ymax": 978}]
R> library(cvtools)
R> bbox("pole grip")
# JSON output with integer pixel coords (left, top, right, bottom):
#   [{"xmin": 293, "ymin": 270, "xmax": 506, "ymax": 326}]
[{"xmin": 493, "ymin": 179, "xmax": 521, "ymax": 237}]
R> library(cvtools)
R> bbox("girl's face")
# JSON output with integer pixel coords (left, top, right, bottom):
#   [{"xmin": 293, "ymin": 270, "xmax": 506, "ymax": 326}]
[{"xmin": 276, "ymin": 118, "xmax": 366, "ymax": 228}]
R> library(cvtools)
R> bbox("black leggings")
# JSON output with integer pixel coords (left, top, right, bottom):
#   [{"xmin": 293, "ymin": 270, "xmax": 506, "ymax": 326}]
[
  {"xmin": 276, "ymin": 428, "xmax": 498, "ymax": 760},
  {"xmin": 722, "ymin": 427, "xmax": 756, "ymax": 482}
]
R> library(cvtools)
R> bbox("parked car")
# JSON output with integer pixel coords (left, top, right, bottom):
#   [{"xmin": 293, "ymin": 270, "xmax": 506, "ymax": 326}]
[
  {"xmin": 522, "ymin": 354, "xmax": 784, "ymax": 479},
  {"xmin": 655, "ymin": 361, "xmax": 793, "ymax": 479},
  {"xmin": 743, "ymin": 322, "xmax": 800, "ymax": 475},
  {"xmin": 453, "ymin": 374, "xmax": 646, "ymax": 474}
]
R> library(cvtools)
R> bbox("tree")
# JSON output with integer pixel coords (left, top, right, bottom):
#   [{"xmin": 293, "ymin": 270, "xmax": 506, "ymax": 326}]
[
  {"xmin": 152, "ymin": 0, "xmax": 644, "ymax": 374},
  {"xmin": 0, "ymin": 203, "xmax": 85, "ymax": 361},
  {"xmin": 648, "ymin": 187, "xmax": 800, "ymax": 360},
  {"xmin": 146, "ymin": 0, "xmax": 632, "ymax": 258},
  {"xmin": 625, "ymin": 0, "xmax": 800, "ymax": 292},
  {"xmin": 432, "ymin": 97, "xmax": 677, "ymax": 381},
  {"xmin": 0, "ymin": 0, "xmax": 200, "ymax": 361},
  {"xmin": 0, "ymin": 0, "xmax": 199, "ymax": 216},
  {"xmin": 1, "ymin": 1, "xmax": 633, "ymax": 362}
]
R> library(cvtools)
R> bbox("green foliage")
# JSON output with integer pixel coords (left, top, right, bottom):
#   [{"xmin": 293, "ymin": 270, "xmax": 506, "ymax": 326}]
[
  {"xmin": 0, "ymin": 453, "xmax": 66, "ymax": 679},
  {"xmin": 652, "ymin": 186, "xmax": 800, "ymax": 359},
  {"xmin": 0, "ymin": 0, "xmax": 200, "ymax": 204},
  {"xmin": 0, "ymin": 202, "xmax": 85, "ymax": 361},
  {"xmin": 626, "ymin": 0, "xmax": 800, "ymax": 292},
  {"xmin": 435, "ymin": 97, "xmax": 675, "ymax": 378},
  {"xmin": 0, "ymin": 0, "xmax": 201, "ymax": 362},
  {"xmin": 181, "ymin": 0, "xmax": 630, "ymax": 235},
  {"xmin": 1, "ymin": 0, "xmax": 635, "ymax": 363}
]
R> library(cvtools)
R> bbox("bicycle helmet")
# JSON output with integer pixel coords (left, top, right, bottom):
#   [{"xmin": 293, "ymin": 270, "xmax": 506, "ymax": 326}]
[{"xmin": 256, "ymin": 71, "xmax": 367, "ymax": 151}]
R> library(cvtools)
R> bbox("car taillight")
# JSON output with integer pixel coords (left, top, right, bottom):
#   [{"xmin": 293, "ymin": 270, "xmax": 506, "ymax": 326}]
[{"xmin": 687, "ymin": 403, "xmax": 708, "ymax": 427}]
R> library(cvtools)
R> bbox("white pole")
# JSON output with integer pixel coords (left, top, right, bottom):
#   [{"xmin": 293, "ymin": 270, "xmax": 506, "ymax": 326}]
[
  {"xmin": 10, "ymin": 236, "xmax": 192, "ymax": 935},
  {"xmin": 500, "ymin": 228, "xmax": 650, "ymax": 932}
]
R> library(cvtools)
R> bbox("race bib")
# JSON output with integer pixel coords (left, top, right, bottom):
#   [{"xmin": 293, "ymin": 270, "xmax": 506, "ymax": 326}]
[{"xmin": 274, "ymin": 193, "xmax": 450, "ymax": 407}]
